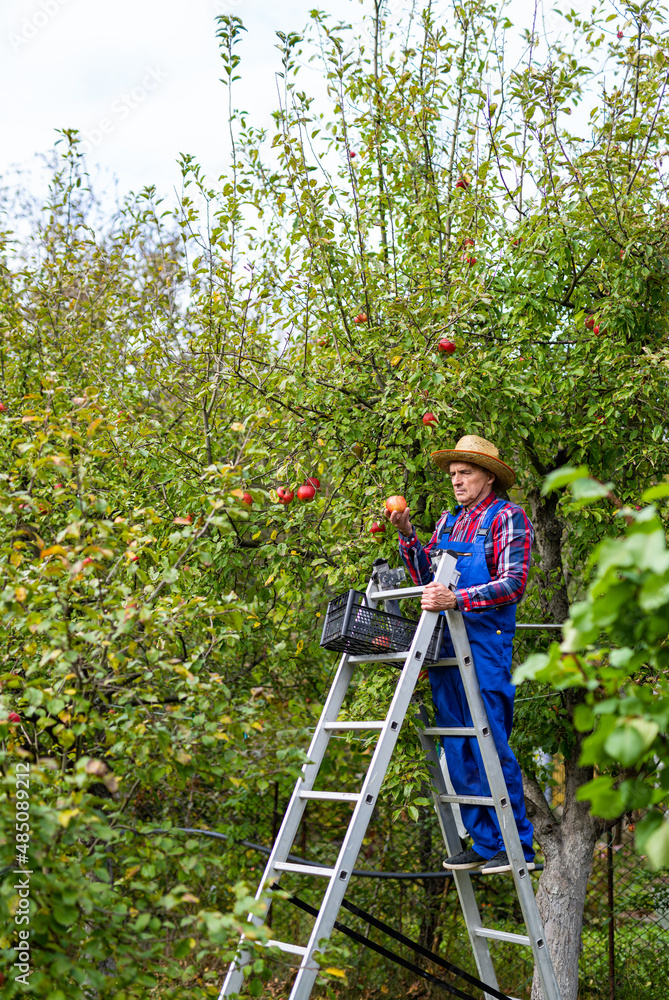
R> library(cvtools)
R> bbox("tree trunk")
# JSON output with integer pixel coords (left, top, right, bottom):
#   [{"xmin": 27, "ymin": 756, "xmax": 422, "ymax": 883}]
[
  {"xmin": 527, "ymin": 487, "xmax": 570, "ymax": 623},
  {"xmin": 523, "ymin": 735, "xmax": 601, "ymax": 1000}
]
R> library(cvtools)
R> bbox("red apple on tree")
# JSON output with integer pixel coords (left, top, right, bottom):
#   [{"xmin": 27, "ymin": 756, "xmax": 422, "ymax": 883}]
[
  {"xmin": 385, "ymin": 495, "xmax": 407, "ymax": 514},
  {"xmin": 297, "ymin": 482, "xmax": 316, "ymax": 502},
  {"xmin": 437, "ymin": 338, "xmax": 456, "ymax": 355},
  {"xmin": 0, "ymin": 403, "xmax": 6, "ymax": 413},
  {"xmin": 463, "ymin": 237, "xmax": 475, "ymax": 247},
  {"xmin": 277, "ymin": 487, "xmax": 294, "ymax": 504},
  {"xmin": 465, "ymin": 256, "xmax": 476, "ymax": 266},
  {"xmin": 585, "ymin": 315, "xmax": 596, "ymax": 330},
  {"xmin": 8, "ymin": 712, "xmax": 20, "ymax": 724},
  {"xmin": 455, "ymin": 177, "xmax": 470, "ymax": 190},
  {"xmin": 370, "ymin": 521, "xmax": 385, "ymax": 535},
  {"xmin": 354, "ymin": 312, "xmax": 368, "ymax": 324},
  {"xmin": 349, "ymin": 151, "xmax": 356, "ymax": 158},
  {"xmin": 241, "ymin": 492, "xmax": 253, "ymax": 507},
  {"xmin": 306, "ymin": 477, "xmax": 321, "ymax": 490},
  {"xmin": 422, "ymin": 412, "xmax": 438, "ymax": 427},
  {"xmin": 617, "ymin": 29, "xmax": 623, "ymax": 39}
]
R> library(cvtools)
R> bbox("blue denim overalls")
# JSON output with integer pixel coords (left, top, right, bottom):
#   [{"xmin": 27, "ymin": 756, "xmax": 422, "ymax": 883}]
[{"xmin": 427, "ymin": 498, "xmax": 535, "ymax": 861}]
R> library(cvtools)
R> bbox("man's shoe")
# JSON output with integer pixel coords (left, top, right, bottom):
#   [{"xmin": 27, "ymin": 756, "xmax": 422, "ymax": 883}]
[
  {"xmin": 442, "ymin": 848, "xmax": 486, "ymax": 870},
  {"xmin": 481, "ymin": 850, "xmax": 536, "ymax": 874}
]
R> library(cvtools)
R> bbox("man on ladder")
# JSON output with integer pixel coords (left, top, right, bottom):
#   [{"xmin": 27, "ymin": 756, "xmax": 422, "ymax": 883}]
[{"xmin": 387, "ymin": 434, "xmax": 536, "ymax": 875}]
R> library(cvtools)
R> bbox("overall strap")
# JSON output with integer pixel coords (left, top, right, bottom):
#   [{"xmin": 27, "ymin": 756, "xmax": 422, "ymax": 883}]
[
  {"xmin": 437, "ymin": 507, "xmax": 463, "ymax": 544},
  {"xmin": 475, "ymin": 497, "xmax": 507, "ymax": 540}
]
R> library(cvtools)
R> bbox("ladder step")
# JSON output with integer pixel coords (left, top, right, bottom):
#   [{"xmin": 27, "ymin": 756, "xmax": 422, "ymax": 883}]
[
  {"xmin": 266, "ymin": 939, "xmax": 308, "ymax": 956},
  {"xmin": 324, "ymin": 721, "xmax": 385, "ymax": 731},
  {"xmin": 372, "ymin": 585, "xmax": 425, "ymax": 600},
  {"xmin": 423, "ymin": 727, "xmax": 477, "ymax": 737},
  {"xmin": 427, "ymin": 657, "xmax": 459, "ymax": 666},
  {"xmin": 473, "ymin": 927, "xmax": 531, "ymax": 946},
  {"xmin": 439, "ymin": 793, "xmax": 495, "ymax": 806},
  {"xmin": 273, "ymin": 861, "xmax": 335, "ymax": 877},
  {"xmin": 299, "ymin": 790, "xmax": 361, "ymax": 803},
  {"xmin": 348, "ymin": 651, "xmax": 408, "ymax": 663}
]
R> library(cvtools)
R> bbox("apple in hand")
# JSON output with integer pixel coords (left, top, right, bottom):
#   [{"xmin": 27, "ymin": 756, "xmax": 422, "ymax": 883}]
[
  {"xmin": 297, "ymin": 483, "xmax": 316, "ymax": 502},
  {"xmin": 422, "ymin": 412, "xmax": 438, "ymax": 427},
  {"xmin": 277, "ymin": 487, "xmax": 294, "ymax": 504},
  {"xmin": 385, "ymin": 495, "xmax": 407, "ymax": 514},
  {"xmin": 437, "ymin": 338, "xmax": 456, "ymax": 355}
]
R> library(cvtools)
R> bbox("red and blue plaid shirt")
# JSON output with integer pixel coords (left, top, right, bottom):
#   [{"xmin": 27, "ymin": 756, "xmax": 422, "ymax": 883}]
[{"xmin": 398, "ymin": 493, "xmax": 534, "ymax": 612}]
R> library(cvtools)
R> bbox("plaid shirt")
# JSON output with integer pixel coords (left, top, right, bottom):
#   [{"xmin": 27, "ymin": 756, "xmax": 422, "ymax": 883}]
[{"xmin": 398, "ymin": 493, "xmax": 534, "ymax": 612}]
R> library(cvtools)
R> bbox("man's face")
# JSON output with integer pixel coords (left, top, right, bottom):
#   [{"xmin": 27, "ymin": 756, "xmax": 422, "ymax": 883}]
[{"xmin": 448, "ymin": 461, "xmax": 495, "ymax": 507}]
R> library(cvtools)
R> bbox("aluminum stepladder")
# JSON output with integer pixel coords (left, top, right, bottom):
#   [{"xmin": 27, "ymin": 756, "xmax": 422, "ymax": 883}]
[{"xmin": 219, "ymin": 550, "xmax": 561, "ymax": 1000}]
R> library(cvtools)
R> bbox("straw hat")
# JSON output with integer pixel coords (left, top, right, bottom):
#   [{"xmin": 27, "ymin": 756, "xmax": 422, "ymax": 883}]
[{"xmin": 431, "ymin": 434, "xmax": 516, "ymax": 490}]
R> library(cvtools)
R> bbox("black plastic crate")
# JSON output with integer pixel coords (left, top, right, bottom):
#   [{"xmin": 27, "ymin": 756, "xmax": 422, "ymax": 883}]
[{"xmin": 320, "ymin": 590, "xmax": 444, "ymax": 663}]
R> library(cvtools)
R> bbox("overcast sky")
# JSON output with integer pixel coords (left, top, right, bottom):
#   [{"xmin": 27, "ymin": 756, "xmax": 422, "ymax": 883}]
[{"xmin": 1, "ymin": 0, "xmax": 360, "ymax": 204}]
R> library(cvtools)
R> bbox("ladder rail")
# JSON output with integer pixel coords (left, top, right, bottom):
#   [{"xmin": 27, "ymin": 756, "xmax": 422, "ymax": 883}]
[{"xmin": 220, "ymin": 561, "xmax": 421, "ymax": 995}]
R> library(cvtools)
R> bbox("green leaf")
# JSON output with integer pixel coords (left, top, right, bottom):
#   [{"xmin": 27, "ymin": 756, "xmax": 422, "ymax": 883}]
[
  {"xmin": 642, "ymin": 818, "xmax": 669, "ymax": 870},
  {"xmin": 641, "ymin": 484, "xmax": 669, "ymax": 502},
  {"xmin": 603, "ymin": 718, "xmax": 659, "ymax": 766},
  {"xmin": 541, "ymin": 465, "xmax": 590, "ymax": 495},
  {"xmin": 576, "ymin": 775, "xmax": 622, "ymax": 818}
]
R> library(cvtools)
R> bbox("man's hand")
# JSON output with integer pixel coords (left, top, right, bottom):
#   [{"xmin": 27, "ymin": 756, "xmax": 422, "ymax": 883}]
[
  {"xmin": 385, "ymin": 505, "xmax": 413, "ymax": 538},
  {"xmin": 421, "ymin": 581, "xmax": 458, "ymax": 611}
]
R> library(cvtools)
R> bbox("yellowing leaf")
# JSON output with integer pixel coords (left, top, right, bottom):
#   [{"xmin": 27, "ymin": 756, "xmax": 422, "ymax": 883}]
[
  {"xmin": 231, "ymin": 422, "xmax": 245, "ymax": 432},
  {"xmin": 41, "ymin": 545, "xmax": 68, "ymax": 559},
  {"xmin": 87, "ymin": 417, "xmax": 103, "ymax": 437},
  {"xmin": 124, "ymin": 866, "xmax": 141, "ymax": 880},
  {"xmin": 58, "ymin": 808, "xmax": 80, "ymax": 828},
  {"xmin": 325, "ymin": 968, "xmax": 347, "ymax": 979},
  {"xmin": 391, "ymin": 356, "xmax": 402, "ymax": 366},
  {"xmin": 296, "ymin": 640, "xmax": 304, "ymax": 655},
  {"xmin": 14, "ymin": 587, "xmax": 27, "ymax": 603}
]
